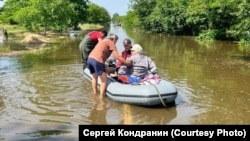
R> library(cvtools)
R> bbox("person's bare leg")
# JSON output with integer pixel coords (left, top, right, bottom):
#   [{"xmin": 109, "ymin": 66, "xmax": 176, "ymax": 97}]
[
  {"xmin": 91, "ymin": 73, "xmax": 98, "ymax": 94},
  {"xmin": 99, "ymin": 72, "xmax": 107, "ymax": 99}
]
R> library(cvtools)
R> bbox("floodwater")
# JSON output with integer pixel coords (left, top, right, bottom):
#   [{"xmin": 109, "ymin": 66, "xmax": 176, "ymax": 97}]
[{"xmin": 0, "ymin": 24, "xmax": 250, "ymax": 140}]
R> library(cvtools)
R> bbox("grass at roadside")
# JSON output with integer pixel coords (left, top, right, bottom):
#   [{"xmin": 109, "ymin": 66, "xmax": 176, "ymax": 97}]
[
  {"xmin": 78, "ymin": 24, "xmax": 104, "ymax": 31},
  {"xmin": 0, "ymin": 24, "xmax": 28, "ymax": 36},
  {"xmin": 1, "ymin": 23, "xmax": 104, "ymax": 39},
  {"xmin": 0, "ymin": 23, "xmax": 104, "ymax": 55}
]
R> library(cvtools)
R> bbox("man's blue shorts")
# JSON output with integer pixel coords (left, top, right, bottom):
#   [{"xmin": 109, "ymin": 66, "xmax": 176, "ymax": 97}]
[{"xmin": 87, "ymin": 58, "xmax": 105, "ymax": 76}]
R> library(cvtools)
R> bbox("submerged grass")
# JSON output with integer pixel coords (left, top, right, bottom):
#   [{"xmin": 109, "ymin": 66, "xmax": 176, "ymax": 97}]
[{"xmin": 0, "ymin": 23, "xmax": 104, "ymax": 55}]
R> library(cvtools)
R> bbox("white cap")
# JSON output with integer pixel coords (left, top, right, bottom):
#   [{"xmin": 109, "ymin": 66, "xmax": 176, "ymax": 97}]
[{"xmin": 131, "ymin": 44, "xmax": 143, "ymax": 53}]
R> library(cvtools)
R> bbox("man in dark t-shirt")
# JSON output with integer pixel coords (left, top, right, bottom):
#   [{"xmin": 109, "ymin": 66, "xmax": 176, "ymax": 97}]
[{"xmin": 79, "ymin": 30, "xmax": 107, "ymax": 70}]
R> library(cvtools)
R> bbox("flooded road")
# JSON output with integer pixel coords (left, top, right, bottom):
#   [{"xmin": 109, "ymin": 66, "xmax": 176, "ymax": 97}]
[{"xmin": 0, "ymin": 24, "xmax": 250, "ymax": 140}]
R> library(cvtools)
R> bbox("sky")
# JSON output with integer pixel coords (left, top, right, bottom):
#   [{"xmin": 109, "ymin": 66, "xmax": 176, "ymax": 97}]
[
  {"xmin": 0, "ymin": 0, "xmax": 5, "ymax": 8},
  {"xmin": 89, "ymin": 0, "xmax": 130, "ymax": 16}
]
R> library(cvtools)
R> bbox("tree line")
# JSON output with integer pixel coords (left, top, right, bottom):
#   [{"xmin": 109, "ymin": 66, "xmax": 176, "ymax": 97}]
[
  {"xmin": 117, "ymin": 0, "xmax": 249, "ymax": 45},
  {"xmin": 0, "ymin": 0, "xmax": 111, "ymax": 35},
  {"xmin": 1, "ymin": 0, "xmax": 249, "ymax": 45}
]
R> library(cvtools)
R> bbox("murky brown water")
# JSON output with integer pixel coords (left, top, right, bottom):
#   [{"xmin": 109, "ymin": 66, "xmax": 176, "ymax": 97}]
[{"xmin": 0, "ymin": 24, "xmax": 250, "ymax": 140}]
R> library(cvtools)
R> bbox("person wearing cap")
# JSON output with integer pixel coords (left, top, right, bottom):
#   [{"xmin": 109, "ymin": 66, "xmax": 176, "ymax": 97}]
[
  {"xmin": 79, "ymin": 30, "xmax": 108, "ymax": 71},
  {"xmin": 118, "ymin": 44, "xmax": 158, "ymax": 83},
  {"xmin": 87, "ymin": 33, "xmax": 131, "ymax": 99}
]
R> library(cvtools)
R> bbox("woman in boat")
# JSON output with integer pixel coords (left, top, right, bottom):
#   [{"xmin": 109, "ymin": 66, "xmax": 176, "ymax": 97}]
[
  {"xmin": 118, "ymin": 44, "xmax": 159, "ymax": 84},
  {"xmin": 87, "ymin": 33, "xmax": 131, "ymax": 99}
]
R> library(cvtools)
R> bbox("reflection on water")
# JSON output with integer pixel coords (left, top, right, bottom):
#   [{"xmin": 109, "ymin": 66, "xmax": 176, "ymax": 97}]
[
  {"xmin": 0, "ymin": 57, "xmax": 22, "ymax": 79},
  {"xmin": 0, "ymin": 24, "xmax": 250, "ymax": 140},
  {"xmin": 88, "ymin": 94, "xmax": 107, "ymax": 124},
  {"xmin": 121, "ymin": 104, "xmax": 178, "ymax": 125}
]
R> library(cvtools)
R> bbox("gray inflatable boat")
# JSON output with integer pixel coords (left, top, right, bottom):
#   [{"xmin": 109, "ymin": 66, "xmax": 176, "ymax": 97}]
[{"xmin": 83, "ymin": 68, "xmax": 178, "ymax": 107}]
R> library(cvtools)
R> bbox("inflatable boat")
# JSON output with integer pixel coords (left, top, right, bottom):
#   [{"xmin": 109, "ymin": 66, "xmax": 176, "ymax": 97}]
[{"xmin": 83, "ymin": 68, "xmax": 178, "ymax": 107}]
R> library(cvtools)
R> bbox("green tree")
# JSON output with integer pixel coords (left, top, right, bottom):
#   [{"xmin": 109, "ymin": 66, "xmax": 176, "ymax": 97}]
[
  {"xmin": 233, "ymin": 0, "xmax": 250, "ymax": 41},
  {"xmin": 1, "ymin": 0, "xmax": 29, "ymax": 24},
  {"xmin": 149, "ymin": 0, "xmax": 190, "ymax": 34},
  {"xmin": 69, "ymin": 0, "xmax": 89, "ymax": 29},
  {"xmin": 129, "ymin": 0, "xmax": 156, "ymax": 30},
  {"xmin": 1, "ymin": 0, "xmax": 89, "ymax": 34},
  {"xmin": 17, "ymin": 0, "xmax": 76, "ymax": 34},
  {"xmin": 111, "ymin": 13, "xmax": 120, "ymax": 23},
  {"xmin": 186, "ymin": 0, "xmax": 209, "ymax": 35},
  {"xmin": 128, "ymin": 0, "xmax": 244, "ymax": 40},
  {"xmin": 121, "ymin": 10, "xmax": 140, "ymax": 27},
  {"xmin": 187, "ymin": 0, "xmax": 238, "ymax": 40},
  {"xmin": 86, "ymin": 3, "xmax": 111, "ymax": 25}
]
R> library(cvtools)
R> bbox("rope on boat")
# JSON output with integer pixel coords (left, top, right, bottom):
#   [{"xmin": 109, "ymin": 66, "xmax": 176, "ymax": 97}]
[
  {"xmin": 149, "ymin": 82, "xmax": 167, "ymax": 107},
  {"xmin": 109, "ymin": 75, "xmax": 167, "ymax": 107}
]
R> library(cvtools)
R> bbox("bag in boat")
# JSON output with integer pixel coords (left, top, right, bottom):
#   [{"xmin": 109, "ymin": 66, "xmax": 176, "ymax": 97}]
[
  {"xmin": 141, "ymin": 74, "xmax": 160, "ymax": 85},
  {"xmin": 118, "ymin": 75, "xmax": 139, "ymax": 84}
]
